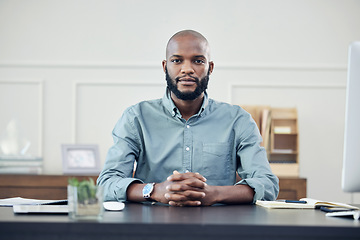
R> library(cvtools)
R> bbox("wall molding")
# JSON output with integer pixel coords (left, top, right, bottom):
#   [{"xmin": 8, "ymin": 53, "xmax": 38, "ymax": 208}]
[
  {"xmin": 0, "ymin": 61, "xmax": 347, "ymax": 71},
  {"xmin": 228, "ymin": 82, "xmax": 347, "ymax": 104},
  {"xmin": 0, "ymin": 79, "xmax": 44, "ymax": 156}
]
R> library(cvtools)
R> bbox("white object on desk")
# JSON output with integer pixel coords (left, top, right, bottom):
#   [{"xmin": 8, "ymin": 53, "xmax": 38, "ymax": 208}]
[
  {"xmin": 103, "ymin": 201, "xmax": 125, "ymax": 211},
  {"xmin": 13, "ymin": 205, "xmax": 69, "ymax": 214},
  {"xmin": 326, "ymin": 210, "xmax": 360, "ymax": 220},
  {"xmin": 0, "ymin": 197, "xmax": 67, "ymax": 206}
]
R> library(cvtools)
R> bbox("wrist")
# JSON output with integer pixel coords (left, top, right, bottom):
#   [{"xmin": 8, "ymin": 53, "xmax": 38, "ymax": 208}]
[
  {"xmin": 210, "ymin": 185, "xmax": 221, "ymax": 203},
  {"xmin": 150, "ymin": 183, "xmax": 163, "ymax": 202},
  {"xmin": 142, "ymin": 183, "xmax": 156, "ymax": 202}
]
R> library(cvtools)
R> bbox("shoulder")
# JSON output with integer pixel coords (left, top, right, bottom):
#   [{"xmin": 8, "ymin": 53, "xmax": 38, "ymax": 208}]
[
  {"xmin": 208, "ymin": 98, "xmax": 251, "ymax": 118},
  {"xmin": 113, "ymin": 98, "xmax": 162, "ymax": 133},
  {"xmin": 206, "ymin": 99, "xmax": 257, "ymax": 131},
  {"xmin": 124, "ymin": 98, "xmax": 163, "ymax": 116},
  {"xmin": 207, "ymin": 99, "xmax": 261, "ymax": 139}
]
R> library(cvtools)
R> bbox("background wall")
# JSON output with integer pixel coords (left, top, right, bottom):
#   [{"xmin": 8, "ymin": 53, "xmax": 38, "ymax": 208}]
[{"xmin": 1, "ymin": 0, "xmax": 360, "ymax": 203}]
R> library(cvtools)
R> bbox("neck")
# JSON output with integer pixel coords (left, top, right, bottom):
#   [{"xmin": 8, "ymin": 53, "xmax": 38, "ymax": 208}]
[{"xmin": 170, "ymin": 92, "xmax": 204, "ymax": 121}]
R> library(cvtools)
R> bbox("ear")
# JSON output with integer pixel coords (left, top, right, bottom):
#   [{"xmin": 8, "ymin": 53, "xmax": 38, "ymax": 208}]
[
  {"xmin": 162, "ymin": 60, "xmax": 167, "ymax": 73},
  {"xmin": 208, "ymin": 61, "xmax": 214, "ymax": 75}
]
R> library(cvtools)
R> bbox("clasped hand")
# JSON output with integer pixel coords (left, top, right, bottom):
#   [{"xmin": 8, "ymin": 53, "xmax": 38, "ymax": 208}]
[{"xmin": 154, "ymin": 170, "xmax": 215, "ymax": 207}]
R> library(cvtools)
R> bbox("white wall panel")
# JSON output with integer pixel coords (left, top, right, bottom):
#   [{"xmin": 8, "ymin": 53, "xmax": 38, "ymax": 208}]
[{"xmin": 0, "ymin": 80, "xmax": 43, "ymax": 157}]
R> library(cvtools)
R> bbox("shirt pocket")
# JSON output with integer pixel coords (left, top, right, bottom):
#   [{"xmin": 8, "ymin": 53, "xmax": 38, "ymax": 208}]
[{"xmin": 201, "ymin": 142, "xmax": 230, "ymax": 180}]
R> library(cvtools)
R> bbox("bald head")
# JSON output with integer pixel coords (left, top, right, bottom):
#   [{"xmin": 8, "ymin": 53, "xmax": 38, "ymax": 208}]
[{"xmin": 166, "ymin": 30, "xmax": 211, "ymax": 60}]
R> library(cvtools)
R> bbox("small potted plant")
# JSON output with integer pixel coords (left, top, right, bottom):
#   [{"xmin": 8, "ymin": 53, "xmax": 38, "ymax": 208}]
[{"xmin": 68, "ymin": 178, "xmax": 103, "ymax": 220}]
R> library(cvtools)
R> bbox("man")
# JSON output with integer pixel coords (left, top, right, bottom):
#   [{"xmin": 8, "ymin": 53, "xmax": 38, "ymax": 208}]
[{"xmin": 97, "ymin": 30, "xmax": 279, "ymax": 206}]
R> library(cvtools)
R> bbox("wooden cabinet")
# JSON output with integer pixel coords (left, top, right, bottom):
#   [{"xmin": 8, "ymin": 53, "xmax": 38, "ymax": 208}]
[
  {"xmin": 269, "ymin": 108, "xmax": 299, "ymax": 177},
  {"xmin": 0, "ymin": 175, "xmax": 306, "ymax": 200},
  {"xmin": 277, "ymin": 177, "xmax": 306, "ymax": 200}
]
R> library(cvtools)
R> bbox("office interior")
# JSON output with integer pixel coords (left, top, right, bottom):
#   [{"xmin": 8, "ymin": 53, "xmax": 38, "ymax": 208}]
[{"xmin": 0, "ymin": 0, "xmax": 360, "ymax": 204}]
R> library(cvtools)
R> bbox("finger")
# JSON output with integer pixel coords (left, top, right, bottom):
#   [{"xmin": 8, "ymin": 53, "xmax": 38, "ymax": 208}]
[
  {"xmin": 169, "ymin": 200, "xmax": 202, "ymax": 207},
  {"xmin": 165, "ymin": 191, "xmax": 205, "ymax": 201},
  {"xmin": 165, "ymin": 192, "xmax": 187, "ymax": 202},
  {"xmin": 168, "ymin": 172, "xmax": 206, "ymax": 182},
  {"xmin": 174, "ymin": 172, "xmax": 206, "ymax": 182},
  {"xmin": 167, "ymin": 180, "xmax": 206, "ymax": 191},
  {"xmin": 194, "ymin": 172, "xmax": 207, "ymax": 182}
]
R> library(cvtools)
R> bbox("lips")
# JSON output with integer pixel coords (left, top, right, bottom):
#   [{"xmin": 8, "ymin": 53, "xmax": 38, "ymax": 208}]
[
  {"xmin": 178, "ymin": 78, "xmax": 196, "ymax": 87},
  {"xmin": 178, "ymin": 77, "xmax": 196, "ymax": 82}
]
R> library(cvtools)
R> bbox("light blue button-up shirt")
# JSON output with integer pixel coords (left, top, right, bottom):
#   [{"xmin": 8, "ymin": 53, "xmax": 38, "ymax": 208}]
[{"xmin": 97, "ymin": 90, "xmax": 279, "ymax": 203}]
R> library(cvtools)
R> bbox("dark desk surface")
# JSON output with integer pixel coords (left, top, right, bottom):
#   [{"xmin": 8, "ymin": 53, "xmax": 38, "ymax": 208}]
[{"xmin": 1, "ymin": 203, "xmax": 359, "ymax": 240}]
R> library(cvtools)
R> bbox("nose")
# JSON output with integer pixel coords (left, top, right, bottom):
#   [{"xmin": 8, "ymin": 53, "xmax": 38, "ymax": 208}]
[{"xmin": 181, "ymin": 60, "xmax": 195, "ymax": 75}]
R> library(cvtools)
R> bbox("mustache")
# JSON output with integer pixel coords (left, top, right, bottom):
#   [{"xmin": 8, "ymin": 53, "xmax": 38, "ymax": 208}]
[{"xmin": 175, "ymin": 75, "xmax": 199, "ymax": 82}]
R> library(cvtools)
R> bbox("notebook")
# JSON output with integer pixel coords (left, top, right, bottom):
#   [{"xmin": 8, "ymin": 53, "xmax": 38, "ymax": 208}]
[{"xmin": 256, "ymin": 198, "xmax": 359, "ymax": 210}]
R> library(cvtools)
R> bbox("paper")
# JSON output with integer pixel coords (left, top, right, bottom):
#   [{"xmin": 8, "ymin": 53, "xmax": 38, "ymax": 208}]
[
  {"xmin": 0, "ymin": 197, "xmax": 67, "ymax": 206},
  {"xmin": 256, "ymin": 200, "xmax": 314, "ymax": 209},
  {"xmin": 273, "ymin": 126, "xmax": 292, "ymax": 134},
  {"xmin": 13, "ymin": 205, "xmax": 69, "ymax": 214}
]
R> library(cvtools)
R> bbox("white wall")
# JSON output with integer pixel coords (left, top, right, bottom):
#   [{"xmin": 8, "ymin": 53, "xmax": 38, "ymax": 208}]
[{"xmin": 1, "ymin": 0, "xmax": 360, "ymax": 203}]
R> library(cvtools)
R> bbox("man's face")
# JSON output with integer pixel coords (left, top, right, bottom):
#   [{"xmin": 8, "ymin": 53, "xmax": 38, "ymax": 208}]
[{"xmin": 163, "ymin": 35, "xmax": 213, "ymax": 101}]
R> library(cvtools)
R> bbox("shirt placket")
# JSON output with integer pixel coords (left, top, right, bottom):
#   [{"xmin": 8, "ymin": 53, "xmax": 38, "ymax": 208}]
[{"xmin": 183, "ymin": 121, "xmax": 193, "ymax": 173}]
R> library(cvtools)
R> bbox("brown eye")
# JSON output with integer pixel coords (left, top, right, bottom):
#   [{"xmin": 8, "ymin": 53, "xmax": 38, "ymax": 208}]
[{"xmin": 194, "ymin": 59, "xmax": 205, "ymax": 64}]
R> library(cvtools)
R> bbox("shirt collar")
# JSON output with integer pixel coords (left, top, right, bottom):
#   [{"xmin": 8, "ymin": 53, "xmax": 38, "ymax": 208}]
[{"xmin": 162, "ymin": 88, "xmax": 209, "ymax": 118}]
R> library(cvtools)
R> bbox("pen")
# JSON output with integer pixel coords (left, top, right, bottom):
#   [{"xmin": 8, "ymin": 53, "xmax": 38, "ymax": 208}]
[{"xmin": 277, "ymin": 200, "xmax": 307, "ymax": 204}]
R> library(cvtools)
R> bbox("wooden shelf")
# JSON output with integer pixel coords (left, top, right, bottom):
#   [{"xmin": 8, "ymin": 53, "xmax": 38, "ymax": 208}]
[
  {"xmin": 241, "ymin": 106, "xmax": 300, "ymax": 177},
  {"xmin": 271, "ymin": 150, "xmax": 298, "ymax": 154},
  {"xmin": 269, "ymin": 108, "xmax": 299, "ymax": 176}
]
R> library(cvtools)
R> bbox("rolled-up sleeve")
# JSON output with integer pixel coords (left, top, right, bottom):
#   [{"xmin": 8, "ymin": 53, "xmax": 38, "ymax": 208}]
[
  {"xmin": 97, "ymin": 108, "xmax": 143, "ymax": 201},
  {"xmin": 235, "ymin": 112, "xmax": 279, "ymax": 202}
]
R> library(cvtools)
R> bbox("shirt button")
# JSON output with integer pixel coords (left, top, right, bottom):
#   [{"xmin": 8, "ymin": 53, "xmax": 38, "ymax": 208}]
[
  {"xmin": 186, "ymin": 125, "xmax": 190, "ymax": 129},
  {"xmin": 185, "ymin": 147, "xmax": 190, "ymax": 151}
]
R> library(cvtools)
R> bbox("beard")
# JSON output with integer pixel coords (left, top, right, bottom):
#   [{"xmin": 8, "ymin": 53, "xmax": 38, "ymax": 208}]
[{"xmin": 165, "ymin": 67, "xmax": 210, "ymax": 101}]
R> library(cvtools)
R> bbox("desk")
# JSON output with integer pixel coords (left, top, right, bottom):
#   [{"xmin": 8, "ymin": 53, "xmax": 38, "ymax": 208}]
[{"xmin": 0, "ymin": 203, "xmax": 359, "ymax": 240}]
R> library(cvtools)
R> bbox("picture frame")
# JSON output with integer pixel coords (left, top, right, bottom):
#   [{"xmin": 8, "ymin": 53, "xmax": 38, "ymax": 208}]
[{"xmin": 61, "ymin": 144, "xmax": 101, "ymax": 175}]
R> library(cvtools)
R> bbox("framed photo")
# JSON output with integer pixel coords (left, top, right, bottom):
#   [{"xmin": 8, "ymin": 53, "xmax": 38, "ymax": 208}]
[{"xmin": 61, "ymin": 144, "xmax": 101, "ymax": 175}]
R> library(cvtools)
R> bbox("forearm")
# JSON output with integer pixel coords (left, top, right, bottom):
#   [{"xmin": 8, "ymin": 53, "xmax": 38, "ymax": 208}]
[
  {"xmin": 209, "ymin": 184, "xmax": 255, "ymax": 205},
  {"xmin": 126, "ymin": 182, "xmax": 147, "ymax": 202}
]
